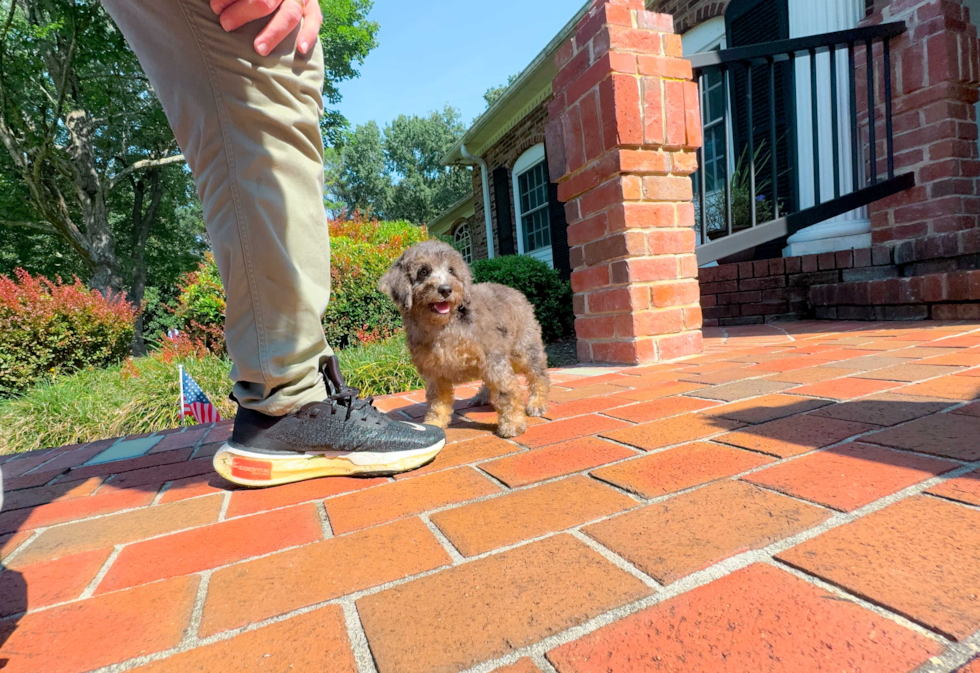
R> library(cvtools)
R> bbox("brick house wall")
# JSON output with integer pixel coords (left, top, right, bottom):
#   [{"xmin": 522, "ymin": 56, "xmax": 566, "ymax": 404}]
[
  {"xmin": 860, "ymin": 0, "xmax": 980, "ymax": 254},
  {"xmin": 469, "ymin": 100, "xmax": 551, "ymax": 260},
  {"xmin": 647, "ymin": 0, "xmax": 728, "ymax": 33}
]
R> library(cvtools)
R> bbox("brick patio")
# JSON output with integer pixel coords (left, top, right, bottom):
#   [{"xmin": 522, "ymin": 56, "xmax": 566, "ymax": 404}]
[{"xmin": 1, "ymin": 320, "xmax": 980, "ymax": 672}]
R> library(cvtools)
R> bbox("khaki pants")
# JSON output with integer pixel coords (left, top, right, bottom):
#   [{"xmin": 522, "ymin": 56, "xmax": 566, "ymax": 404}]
[{"xmin": 101, "ymin": 0, "xmax": 332, "ymax": 416}]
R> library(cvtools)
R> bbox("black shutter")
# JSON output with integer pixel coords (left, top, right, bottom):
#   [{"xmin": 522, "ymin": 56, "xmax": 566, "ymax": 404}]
[
  {"xmin": 548, "ymin": 180, "xmax": 571, "ymax": 280},
  {"xmin": 726, "ymin": 0, "xmax": 797, "ymax": 215},
  {"xmin": 492, "ymin": 167, "xmax": 515, "ymax": 256}
]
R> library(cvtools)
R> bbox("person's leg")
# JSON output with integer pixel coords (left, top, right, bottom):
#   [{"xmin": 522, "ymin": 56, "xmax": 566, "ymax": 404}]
[
  {"xmin": 101, "ymin": 0, "xmax": 445, "ymax": 486},
  {"xmin": 101, "ymin": 0, "xmax": 331, "ymax": 416}
]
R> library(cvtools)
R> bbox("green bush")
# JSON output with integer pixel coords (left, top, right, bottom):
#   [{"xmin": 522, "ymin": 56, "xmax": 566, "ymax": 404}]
[
  {"xmin": 325, "ymin": 216, "xmax": 428, "ymax": 348},
  {"xmin": 169, "ymin": 216, "xmax": 428, "ymax": 352},
  {"xmin": 470, "ymin": 255, "xmax": 574, "ymax": 343},
  {"xmin": 0, "ymin": 334, "xmax": 422, "ymax": 454},
  {"xmin": 0, "ymin": 270, "xmax": 136, "ymax": 397},
  {"xmin": 172, "ymin": 252, "xmax": 227, "ymax": 353}
]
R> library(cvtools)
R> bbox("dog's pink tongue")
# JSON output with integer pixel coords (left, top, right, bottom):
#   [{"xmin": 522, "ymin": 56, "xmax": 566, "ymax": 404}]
[{"xmin": 433, "ymin": 302, "xmax": 451, "ymax": 314}]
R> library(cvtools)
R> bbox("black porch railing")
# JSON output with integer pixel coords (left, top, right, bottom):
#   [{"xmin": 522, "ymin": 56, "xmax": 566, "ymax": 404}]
[{"xmin": 690, "ymin": 22, "xmax": 914, "ymax": 265}]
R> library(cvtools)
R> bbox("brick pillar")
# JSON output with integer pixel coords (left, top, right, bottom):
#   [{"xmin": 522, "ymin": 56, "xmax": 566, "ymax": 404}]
[
  {"xmin": 545, "ymin": 0, "xmax": 703, "ymax": 364},
  {"xmin": 863, "ymin": 0, "xmax": 980, "ymax": 259}
]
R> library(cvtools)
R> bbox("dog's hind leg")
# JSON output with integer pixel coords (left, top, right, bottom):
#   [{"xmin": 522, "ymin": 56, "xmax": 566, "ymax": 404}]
[
  {"xmin": 423, "ymin": 377, "xmax": 454, "ymax": 428},
  {"xmin": 514, "ymin": 345, "xmax": 550, "ymax": 418},
  {"xmin": 525, "ymin": 355, "xmax": 551, "ymax": 418},
  {"xmin": 485, "ymin": 356, "xmax": 527, "ymax": 438}
]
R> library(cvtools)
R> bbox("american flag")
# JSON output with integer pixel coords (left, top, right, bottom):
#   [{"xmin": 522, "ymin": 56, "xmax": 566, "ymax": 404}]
[{"xmin": 180, "ymin": 365, "xmax": 222, "ymax": 424}]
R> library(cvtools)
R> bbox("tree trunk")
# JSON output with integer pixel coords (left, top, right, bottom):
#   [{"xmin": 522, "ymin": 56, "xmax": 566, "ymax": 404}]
[{"xmin": 128, "ymin": 168, "xmax": 163, "ymax": 356}]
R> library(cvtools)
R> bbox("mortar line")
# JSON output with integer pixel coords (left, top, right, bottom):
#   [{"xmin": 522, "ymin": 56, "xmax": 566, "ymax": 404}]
[
  {"xmin": 316, "ymin": 500, "xmax": 334, "ymax": 538},
  {"xmin": 568, "ymin": 529, "xmax": 662, "ymax": 590},
  {"xmin": 150, "ymin": 481, "xmax": 172, "ymax": 506},
  {"xmin": 79, "ymin": 545, "xmax": 123, "ymax": 599},
  {"xmin": 912, "ymin": 630, "xmax": 980, "ymax": 673},
  {"xmin": 341, "ymin": 598, "xmax": 380, "ymax": 673},
  {"xmin": 182, "ymin": 569, "xmax": 211, "ymax": 645},
  {"xmin": 217, "ymin": 490, "xmax": 231, "ymax": 521},
  {"xmin": 0, "ymin": 528, "xmax": 41, "ymax": 566},
  {"xmin": 420, "ymin": 514, "xmax": 465, "ymax": 564},
  {"xmin": 771, "ymin": 559, "xmax": 952, "ymax": 644}
]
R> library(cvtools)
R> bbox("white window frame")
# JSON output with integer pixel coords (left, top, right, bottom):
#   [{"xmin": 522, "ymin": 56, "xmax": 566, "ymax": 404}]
[
  {"xmin": 452, "ymin": 221, "xmax": 473, "ymax": 263},
  {"xmin": 511, "ymin": 143, "xmax": 553, "ymax": 267},
  {"xmin": 681, "ymin": 16, "xmax": 725, "ymax": 56},
  {"xmin": 683, "ymin": 19, "xmax": 731, "ymax": 249}
]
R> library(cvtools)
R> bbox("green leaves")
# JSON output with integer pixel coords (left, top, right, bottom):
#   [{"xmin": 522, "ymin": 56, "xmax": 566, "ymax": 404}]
[
  {"xmin": 470, "ymin": 256, "xmax": 575, "ymax": 344},
  {"xmin": 318, "ymin": 0, "xmax": 379, "ymax": 139},
  {"xmin": 331, "ymin": 106, "xmax": 471, "ymax": 224}
]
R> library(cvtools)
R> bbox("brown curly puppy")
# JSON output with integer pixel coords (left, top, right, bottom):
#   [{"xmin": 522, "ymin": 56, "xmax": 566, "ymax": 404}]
[{"xmin": 379, "ymin": 240, "xmax": 550, "ymax": 438}]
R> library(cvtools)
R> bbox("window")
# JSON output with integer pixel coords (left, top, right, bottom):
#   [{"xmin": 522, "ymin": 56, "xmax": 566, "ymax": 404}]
[
  {"xmin": 518, "ymin": 163, "xmax": 551, "ymax": 252},
  {"xmin": 511, "ymin": 143, "xmax": 553, "ymax": 267},
  {"xmin": 453, "ymin": 222, "xmax": 473, "ymax": 263},
  {"xmin": 686, "ymin": 35, "xmax": 730, "ymax": 240}
]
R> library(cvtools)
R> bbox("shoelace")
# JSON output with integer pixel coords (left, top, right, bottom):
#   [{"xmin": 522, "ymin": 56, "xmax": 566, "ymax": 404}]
[{"xmin": 316, "ymin": 381, "xmax": 386, "ymax": 425}]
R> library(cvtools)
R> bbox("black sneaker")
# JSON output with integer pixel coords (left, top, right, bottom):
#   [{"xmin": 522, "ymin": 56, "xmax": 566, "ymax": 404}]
[{"xmin": 213, "ymin": 356, "xmax": 445, "ymax": 487}]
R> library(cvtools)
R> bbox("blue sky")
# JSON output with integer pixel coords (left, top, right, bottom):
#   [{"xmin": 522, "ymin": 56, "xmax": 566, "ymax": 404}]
[{"xmin": 335, "ymin": 0, "xmax": 586, "ymax": 130}]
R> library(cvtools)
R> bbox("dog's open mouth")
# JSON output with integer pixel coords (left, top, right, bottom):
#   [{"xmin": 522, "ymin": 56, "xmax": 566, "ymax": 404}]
[{"xmin": 430, "ymin": 302, "xmax": 451, "ymax": 315}]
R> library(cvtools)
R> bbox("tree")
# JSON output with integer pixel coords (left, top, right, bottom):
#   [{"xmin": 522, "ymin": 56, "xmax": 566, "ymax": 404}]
[
  {"xmin": 318, "ymin": 0, "xmax": 379, "ymax": 146},
  {"xmin": 483, "ymin": 74, "xmax": 519, "ymax": 108},
  {"xmin": 0, "ymin": 0, "xmax": 377, "ymax": 350},
  {"xmin": 331, "ymin": 106, "xmax": 471, "ymax": 224},
  {"xmin": 0, "ymin": 0, "xmax": 186, "ymax": 297}
]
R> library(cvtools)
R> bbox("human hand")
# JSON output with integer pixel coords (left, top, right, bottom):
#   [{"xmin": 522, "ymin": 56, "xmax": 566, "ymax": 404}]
[{"xmin": 210, "ymin": 0, "xmax": 322, "ymax": 56}]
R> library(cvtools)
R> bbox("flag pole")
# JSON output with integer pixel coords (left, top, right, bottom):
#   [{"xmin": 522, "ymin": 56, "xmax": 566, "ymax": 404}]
[{"xmin": 178, "ymin": 364, "xmax": 185, "ymax": 424}]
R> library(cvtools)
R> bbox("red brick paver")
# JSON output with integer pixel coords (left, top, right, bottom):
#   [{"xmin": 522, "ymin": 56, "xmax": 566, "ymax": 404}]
[
  {"xmin": 743, "ymin": 443, "xmax": 957, "ymax": 512},
  {"xmin": 431, "ymin": 476, "xmax": 635, "ymax": 556},
  {"xmin": 134, "ymin": 606, "xmax": 356, "ymax": 672},
  {"xmin": 863, "ymin": 412, "xmax": 980, "ymax": 460},
  {"xmin": 96, "ymin": 504, "xmax": 322, "ymax": 593},
  {"xmin": 928, "ymin": 468, "xmax": 980, "ymax": 507},
  {"xmin": 584, "ymin": 481, "xmax": 828, "ymax": 583},
  {"xmin": 716, "ymin": 414, "xmax": 876, "ymax": 457},
  {"xmin": 480, "ymin": 436, "xmax": 635, "ymax": 487},
  {"xmin": 779, "ymin": 496, "xmax": 980, "ymax": 640},
  {"xmin": 591, "ymin": 442, "xmax": 773, "ymax": 498},
  {"xmin": 200, "ymin": 518, "xmax": 450, "ymax": 636},
  {"xmin": 0, "ymin": 576, "xmax": 198, "ymax": 673},
  {"xmin": 547, "ymin": 564, "xmax": 941, "ymax": 672},
  {"xmin": 357, "ymin": 535, "xmax": 651, "ymax": 673},
  {"xmin": 0, "ymin": 549, "xmax": 111, "ymax": 617},
  {"xmin": 9, "ymin": 495, "xmax": 223, "ymax": 568},
  {"xmin": 2, "ymin": 320, "xmax": 978, "ymax": 671},
  {"xmin": 323, "ymin": 467, "xmax": 499, "ymax": 534}
]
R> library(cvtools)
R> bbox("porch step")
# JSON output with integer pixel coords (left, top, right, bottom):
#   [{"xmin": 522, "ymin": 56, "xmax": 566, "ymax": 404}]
[{"xmin": 810, "ymin": 270, "xmax": 980, "ymax": 321}]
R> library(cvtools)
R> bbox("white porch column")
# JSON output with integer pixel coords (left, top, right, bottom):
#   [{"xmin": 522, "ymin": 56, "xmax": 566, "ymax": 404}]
[{"xmin": 784, "ymin": 0, "xmax": 871, "ymax": 257}]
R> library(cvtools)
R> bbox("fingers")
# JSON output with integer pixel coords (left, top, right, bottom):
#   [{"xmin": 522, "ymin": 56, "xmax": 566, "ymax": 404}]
[
  {"xmin": 253, "ymin": 0, "xmax": 304, "ymax": 55},
  {"xmin": 217, "ymin": 0, "xmax": 282, "ymax": 35},
  {"xmin": 209, "ymin": 0, "xmax": 238, "ymax": 14},
  {"xmin": 212, "ymin": 0, "xmax": 320, "ymax": 57},
  {"xmin": 295, "ymin": 0, "xmax": 322, "ymax": 54}
]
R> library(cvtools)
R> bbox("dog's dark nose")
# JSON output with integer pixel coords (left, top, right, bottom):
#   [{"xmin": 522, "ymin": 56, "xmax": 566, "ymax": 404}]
[{"xmin": 438, "ymin": 285, "xmax": 452, "ymax": 298}]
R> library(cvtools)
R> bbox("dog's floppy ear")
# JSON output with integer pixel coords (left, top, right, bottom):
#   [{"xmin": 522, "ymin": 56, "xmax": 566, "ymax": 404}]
[
  {"xmin": 379, "ymin": 258, "xmax": 412, "ymax": 312},
  {"xmin": 453, "ymin": 251, "xmax": 473, "ymax": 307}
]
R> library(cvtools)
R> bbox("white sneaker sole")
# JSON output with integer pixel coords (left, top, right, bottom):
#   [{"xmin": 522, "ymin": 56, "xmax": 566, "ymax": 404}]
[{"xmin": 212, "ymin": 441, "xmax": 445, "ymax": 488}]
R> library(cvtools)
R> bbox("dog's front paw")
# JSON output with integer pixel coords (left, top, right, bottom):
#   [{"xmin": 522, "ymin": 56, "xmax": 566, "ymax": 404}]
[
  {"xmin": 525, "ymin": 403, "xmax": 548, "ymax": 418},
  {"xmin": 495, "ymin": 418, "xmax": 527, "ymax": 438},
  {"xmin": 423, "ymin": 411, "xmax": 451, "ymax": 428}
]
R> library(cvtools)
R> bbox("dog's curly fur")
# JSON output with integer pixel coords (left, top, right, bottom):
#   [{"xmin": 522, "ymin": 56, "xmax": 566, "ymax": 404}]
[{"xmin": 380, "ymin": 240, "xmax": 550, "ymax": 438}]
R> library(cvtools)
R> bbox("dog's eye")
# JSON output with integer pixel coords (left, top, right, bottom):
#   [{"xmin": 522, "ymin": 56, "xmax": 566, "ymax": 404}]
[
  {"xmin": 416, "ymin": 266, "xmax": 430, "ymax": 281},
  {"xmin": 448, "ymin": 267, "xmax": 455, "ymax": 276}
]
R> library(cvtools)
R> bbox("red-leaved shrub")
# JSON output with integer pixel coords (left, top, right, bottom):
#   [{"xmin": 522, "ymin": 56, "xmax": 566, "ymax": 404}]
[{"xmin": 0, "ymin": 269, "xmax": 136, "ymax": 396}]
